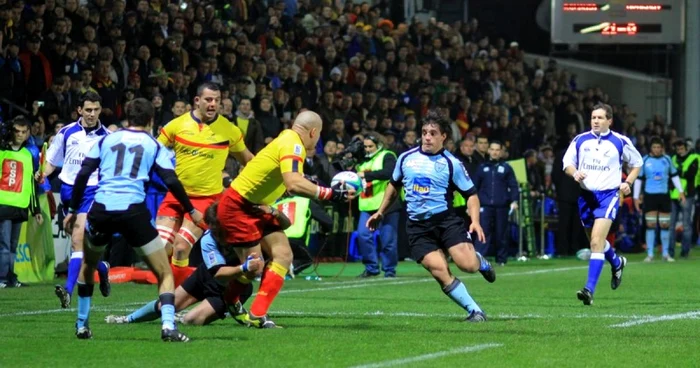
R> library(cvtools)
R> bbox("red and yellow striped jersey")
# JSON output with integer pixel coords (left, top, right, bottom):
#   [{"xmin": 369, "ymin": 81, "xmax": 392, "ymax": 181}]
[{"xmin": 158, "ymin": 112, "xmax": 246, "ymax": 196}]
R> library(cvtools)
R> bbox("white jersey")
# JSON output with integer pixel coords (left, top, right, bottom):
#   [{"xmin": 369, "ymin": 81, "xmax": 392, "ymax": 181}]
[
  {"xmin": 46, "ymin": 120, "xmax": 110, "ymax": 186},
  {"xmin": 562, "ymin": 129, "xmax": 642, "ymax": 192}
]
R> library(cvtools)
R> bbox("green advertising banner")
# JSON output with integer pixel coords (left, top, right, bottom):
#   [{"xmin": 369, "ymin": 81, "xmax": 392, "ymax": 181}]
[{"xmin": 14, "ymin": 193, "xmax": 55, "ymax": 283}]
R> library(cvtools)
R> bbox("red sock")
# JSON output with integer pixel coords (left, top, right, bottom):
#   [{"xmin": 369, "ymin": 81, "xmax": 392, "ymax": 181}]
[
  {"xmin": 171, "ymin": 264, "xmax": 194, "ymax": 288},
  {"xmin": 250, "ymin": 262, "xmax": 287, "ymax": 317},
  {"xmin": 224, "ymin": 279, "xmax": 250, "ymax": 305}
]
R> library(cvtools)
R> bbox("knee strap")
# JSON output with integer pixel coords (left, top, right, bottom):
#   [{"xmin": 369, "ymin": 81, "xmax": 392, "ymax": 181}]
[
  {"xmin": 177, "ymin": 227, "xmax": 198, "ymax": 248},
  {"xmin": 657, "ymin": 214, "xmax": 671, "ymax": 227},
  {"xmin": 157, "ymin": 225, "xmax": 176, "ymax": 247},
  {"xmin": 644, "ymin": 214, "xmax": 658, "ymax": 224}
]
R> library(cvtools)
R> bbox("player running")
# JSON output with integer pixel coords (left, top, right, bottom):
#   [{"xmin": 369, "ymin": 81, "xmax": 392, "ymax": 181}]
[
  {"xmin": 104, "ymin": 203, "xmax": 291, "ymax": 326},
  {"xmin": 633, "ymin": 136, "xmax": 685, "ymax": 262},
  {"xmin": 156, "ymin": 82, "xmax": 254, "ymax": 287},
  {"xmin": 366, "ymin": 110, "xmax": 495, "ymax": 322},
  {"xmin": 65, "ymin": 98, "xmax": 203, "ymax": 341},
  {"xmin": 218, "ymin": 110, "xmax": 354, "ymax": 328},
  {"xmin": 563, "ymin": 103, "xmax": 642, "ymax": 306},
  {"xmin": 40, "ymin": 91, "xmax": 111, "ymax": 308}
]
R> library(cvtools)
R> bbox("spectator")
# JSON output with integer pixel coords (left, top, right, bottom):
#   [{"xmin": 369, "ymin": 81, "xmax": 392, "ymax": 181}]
[
  {"xmin": 19, "ymin": 35, "xmax": 52, "ymax": 107},
  {"xmin": 232, "ymin": 98, "xmax": 264, "ymax": 154},
  {"xmin": 257, "ymin": 97, "xmax": 283, "ymax": 144}
]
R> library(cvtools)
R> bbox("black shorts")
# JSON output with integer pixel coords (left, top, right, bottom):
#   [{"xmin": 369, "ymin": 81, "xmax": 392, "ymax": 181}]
[
  {"xmin": 180, "ymin": 263, "xmax": 255, "ymax": 320},
  {"xmin": 181, "ymin": 263, "xmax": 227, "ymax": 319},
  {"xmin": 406, "ymin": 211, "xmax": 472, "ymax": 263},
  {"xmin": 86, "ymin": 202, "xmax": 157, "ymax": 247},
  {"xmin": 643, "ymin": 193, "xmax": 671, "ymax": 213}
]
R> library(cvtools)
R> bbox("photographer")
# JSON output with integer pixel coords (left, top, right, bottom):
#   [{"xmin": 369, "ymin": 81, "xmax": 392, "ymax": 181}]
[
  {"xmin": 0, "ymin": 116, "xmax": 43, "ymax": 288},
  {"xmin": 355, "ymin": 133, "xmax": 399, "ymax": 278}
]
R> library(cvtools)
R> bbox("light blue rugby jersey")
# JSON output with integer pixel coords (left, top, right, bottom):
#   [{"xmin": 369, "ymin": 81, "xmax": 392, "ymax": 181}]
[
  {"xmin": 391, "ymin": 147, "xmax": 476, "ymax": 221},
  {"xmin": 86, "ymin": 129, "xmax": 174, "ymax": 211},
  {"xmin": 638, "ymin": 154, "xmax": 677, "ymax": 195}
]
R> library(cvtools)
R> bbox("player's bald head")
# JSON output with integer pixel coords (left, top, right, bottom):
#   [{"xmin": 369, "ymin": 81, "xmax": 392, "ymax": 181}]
[{"xmin": 293, "ymin": 110, "xmax": 322, "ymax": 131}]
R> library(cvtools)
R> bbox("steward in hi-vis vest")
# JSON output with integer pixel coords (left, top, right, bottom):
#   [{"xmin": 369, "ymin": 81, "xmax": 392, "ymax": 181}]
[
  {"xmin": 355, "ymin": 133, "xmax": 400, "ymax": 278},
  {"xmin": 0, "ymin": 116, "xmax": 42, "ymax": 288},
  {"xmin": 668, "ymin": 139, "xmax": 699, "ymax": 258},
  {"xmin": 670, "ymin": 150, "xmax": 699, "ymax": 200},
  {"xmin": 0, "ymin": 118, "xmax": 41, "ymax": 224}
]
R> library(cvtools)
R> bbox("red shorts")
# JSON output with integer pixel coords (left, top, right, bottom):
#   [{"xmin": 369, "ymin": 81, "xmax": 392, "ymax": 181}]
[
  {"xmin": 217, "ymin": 188, "xmax": 282, "ymax": 247},
  {"xmin": 157, "ymin": 191, "xmax": 221, "ymax": 228}
]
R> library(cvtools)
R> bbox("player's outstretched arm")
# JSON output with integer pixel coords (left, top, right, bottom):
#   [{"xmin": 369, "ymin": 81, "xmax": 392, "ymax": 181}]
[
  {"xmin": 626, "ymin": 166, "xmax": 641, "ymax": 186},
  {"xmin": 466, "ymin": 192, "xmax": 486, "ymax": 243},
  {"xmin": 211, "ymin": 254, "xmax": 264, "ymax": 282},
  {"xmin": 366, "ymin": 182, "xmax": 398, "ymax": 231},
  {"xmin": 231, "ymin": 149, "xmax": 255, "ymax": 165},
  {"xmin": 154, "ymin": 164, "xmax": 202, "ymax": 224},
  {"xmin": 282, "ymin": 171, "xmax": 354, "ymax": 202}
]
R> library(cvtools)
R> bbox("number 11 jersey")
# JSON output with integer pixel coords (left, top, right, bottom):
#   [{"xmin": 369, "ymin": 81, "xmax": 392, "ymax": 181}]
[{"xmin": 88, "ymin": 129, "xmax": 174, "ymax": 211}]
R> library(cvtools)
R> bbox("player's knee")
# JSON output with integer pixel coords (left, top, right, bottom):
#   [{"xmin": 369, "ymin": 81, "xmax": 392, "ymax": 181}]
[
  {"xmin": 658, "ymin": 215, "xmax": 671, "ymax": 229},
  {"xmin": 177, "ymin": 227, "xmax": 198, "ymax": 248},
  {"xmin": 182, "ymin": 311, "xmax": 206, "ymax": 325},
  {"xmin": 644, "ymin": 214, "xmax": 658, "ymax": 228},
  {"xmin": 157, "ymin": 225, "xmax": 176, "ymax": 248},
  {"xmin": 270, "ymin": 244, "xmax": 294, "ymax": 266}
]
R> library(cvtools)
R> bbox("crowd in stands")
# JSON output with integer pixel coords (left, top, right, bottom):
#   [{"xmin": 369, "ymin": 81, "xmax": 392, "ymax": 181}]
[{"xmin": 2, "ymin": 0, "xmax": 692, "ymax": 257}]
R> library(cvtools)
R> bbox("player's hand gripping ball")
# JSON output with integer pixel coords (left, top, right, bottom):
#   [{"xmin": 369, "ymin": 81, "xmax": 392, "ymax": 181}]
[{"xmin": 331, "ymin": 171, "xmax": 364, "ymax": 194}]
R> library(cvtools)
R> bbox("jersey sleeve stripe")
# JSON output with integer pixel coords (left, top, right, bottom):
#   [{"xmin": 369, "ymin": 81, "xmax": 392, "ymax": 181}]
[
  {"xmin": 174, "ymin": 136, "xmax": 229, "ymax": 149},
  {"xmin": 159, "ymin": 128, "xmax": 172, "ymax": 141},
  {"xmin": 232, "ymin": 134, "xmax": 244, "ymax": 146},
  {"xmin": 280, "ymin": 155, "xmax": 303, "ymax": 162}
]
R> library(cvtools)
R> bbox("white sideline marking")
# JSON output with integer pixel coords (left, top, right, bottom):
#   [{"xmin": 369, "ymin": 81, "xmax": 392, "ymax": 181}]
[
  {"xmin": 272, "ymin": 265, "xmax": 589, "ymax": 296},
  {"xmin": 0, "ymin": 307, "xmax": 136, "ymax": 318},
  {"xmin": 348, "ymin": 343, "xmax": 503, "ymax": 368},
  {"xmin": 269, "ymin": 310, "xmax": 662, "ymax": 320},
  {"xmin": 0, "ymin": 265, "xmax": 586, "ymax": 319},
  {"xmin": 0, "ymin": 305, "xmax": 663, "ymax": 321},
  {"xmin": 608, "ymin": 311, "xmax": 700, "ymax": 328}
]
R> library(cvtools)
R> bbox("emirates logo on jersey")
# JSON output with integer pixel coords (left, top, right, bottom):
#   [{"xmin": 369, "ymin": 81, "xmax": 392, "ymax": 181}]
[
  {"xmin": 277, "ymin": 202, "xmax": 296, "ymax": 225},
  {"xmin": 0, "ymin": 159, "xmax": 24, "ymax": 193}
]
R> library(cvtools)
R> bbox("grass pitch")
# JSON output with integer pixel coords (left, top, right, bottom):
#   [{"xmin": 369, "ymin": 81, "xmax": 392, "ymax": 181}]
[{"xmin": 2, "ymin": 254, "xmax": 699, "ymax": 367}]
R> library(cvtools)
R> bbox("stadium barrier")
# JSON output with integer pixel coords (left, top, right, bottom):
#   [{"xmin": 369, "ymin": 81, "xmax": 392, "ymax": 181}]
[{"xmin": 14, "ymin": 193, "xmax": 56, "ymax": 282}]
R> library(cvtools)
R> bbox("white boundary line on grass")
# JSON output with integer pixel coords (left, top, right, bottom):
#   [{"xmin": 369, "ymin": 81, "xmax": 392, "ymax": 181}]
[
  {"xmin": 348, "ymin": 343, "xmax": 503, "ymax": 368},
  {"xmin": 272, "ymin": 265, "xmax": 589, "ymax": 296},
  {"xmin": 269, "ymin": 310, "xmax": 663, "ymax": 320},
  {"xmin": 608, "ymin": 311, "xmax": 700, "ymax": 328},
  {"xmin": 0, "ymin": 265, "xmax": 587, "ymax": 319}
]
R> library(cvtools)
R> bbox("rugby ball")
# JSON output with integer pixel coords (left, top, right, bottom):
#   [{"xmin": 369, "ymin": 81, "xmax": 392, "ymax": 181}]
[
  {"xmin": 576, "ymin": 248, "xmax": 592, "ymax": 261},
  {"xmin": 331, "ymin": 171, "xmax": 363, "ymax": 194}
]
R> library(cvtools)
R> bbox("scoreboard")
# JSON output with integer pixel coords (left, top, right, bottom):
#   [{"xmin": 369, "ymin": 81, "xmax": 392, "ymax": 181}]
[{"xmin": 551, "ymin": 0, "xmax": 685, "ymax": 44}]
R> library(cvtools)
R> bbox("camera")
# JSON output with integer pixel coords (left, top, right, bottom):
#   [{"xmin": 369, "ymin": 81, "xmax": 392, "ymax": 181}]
[{"xmin": 332, "ymin": 136, "xmax": 365, "ymax": 171}]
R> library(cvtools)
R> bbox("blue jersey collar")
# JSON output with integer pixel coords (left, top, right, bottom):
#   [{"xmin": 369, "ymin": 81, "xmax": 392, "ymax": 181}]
[{"xmin": 419, "ymin": 147, "xmax": 445, "ymax": 156}]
